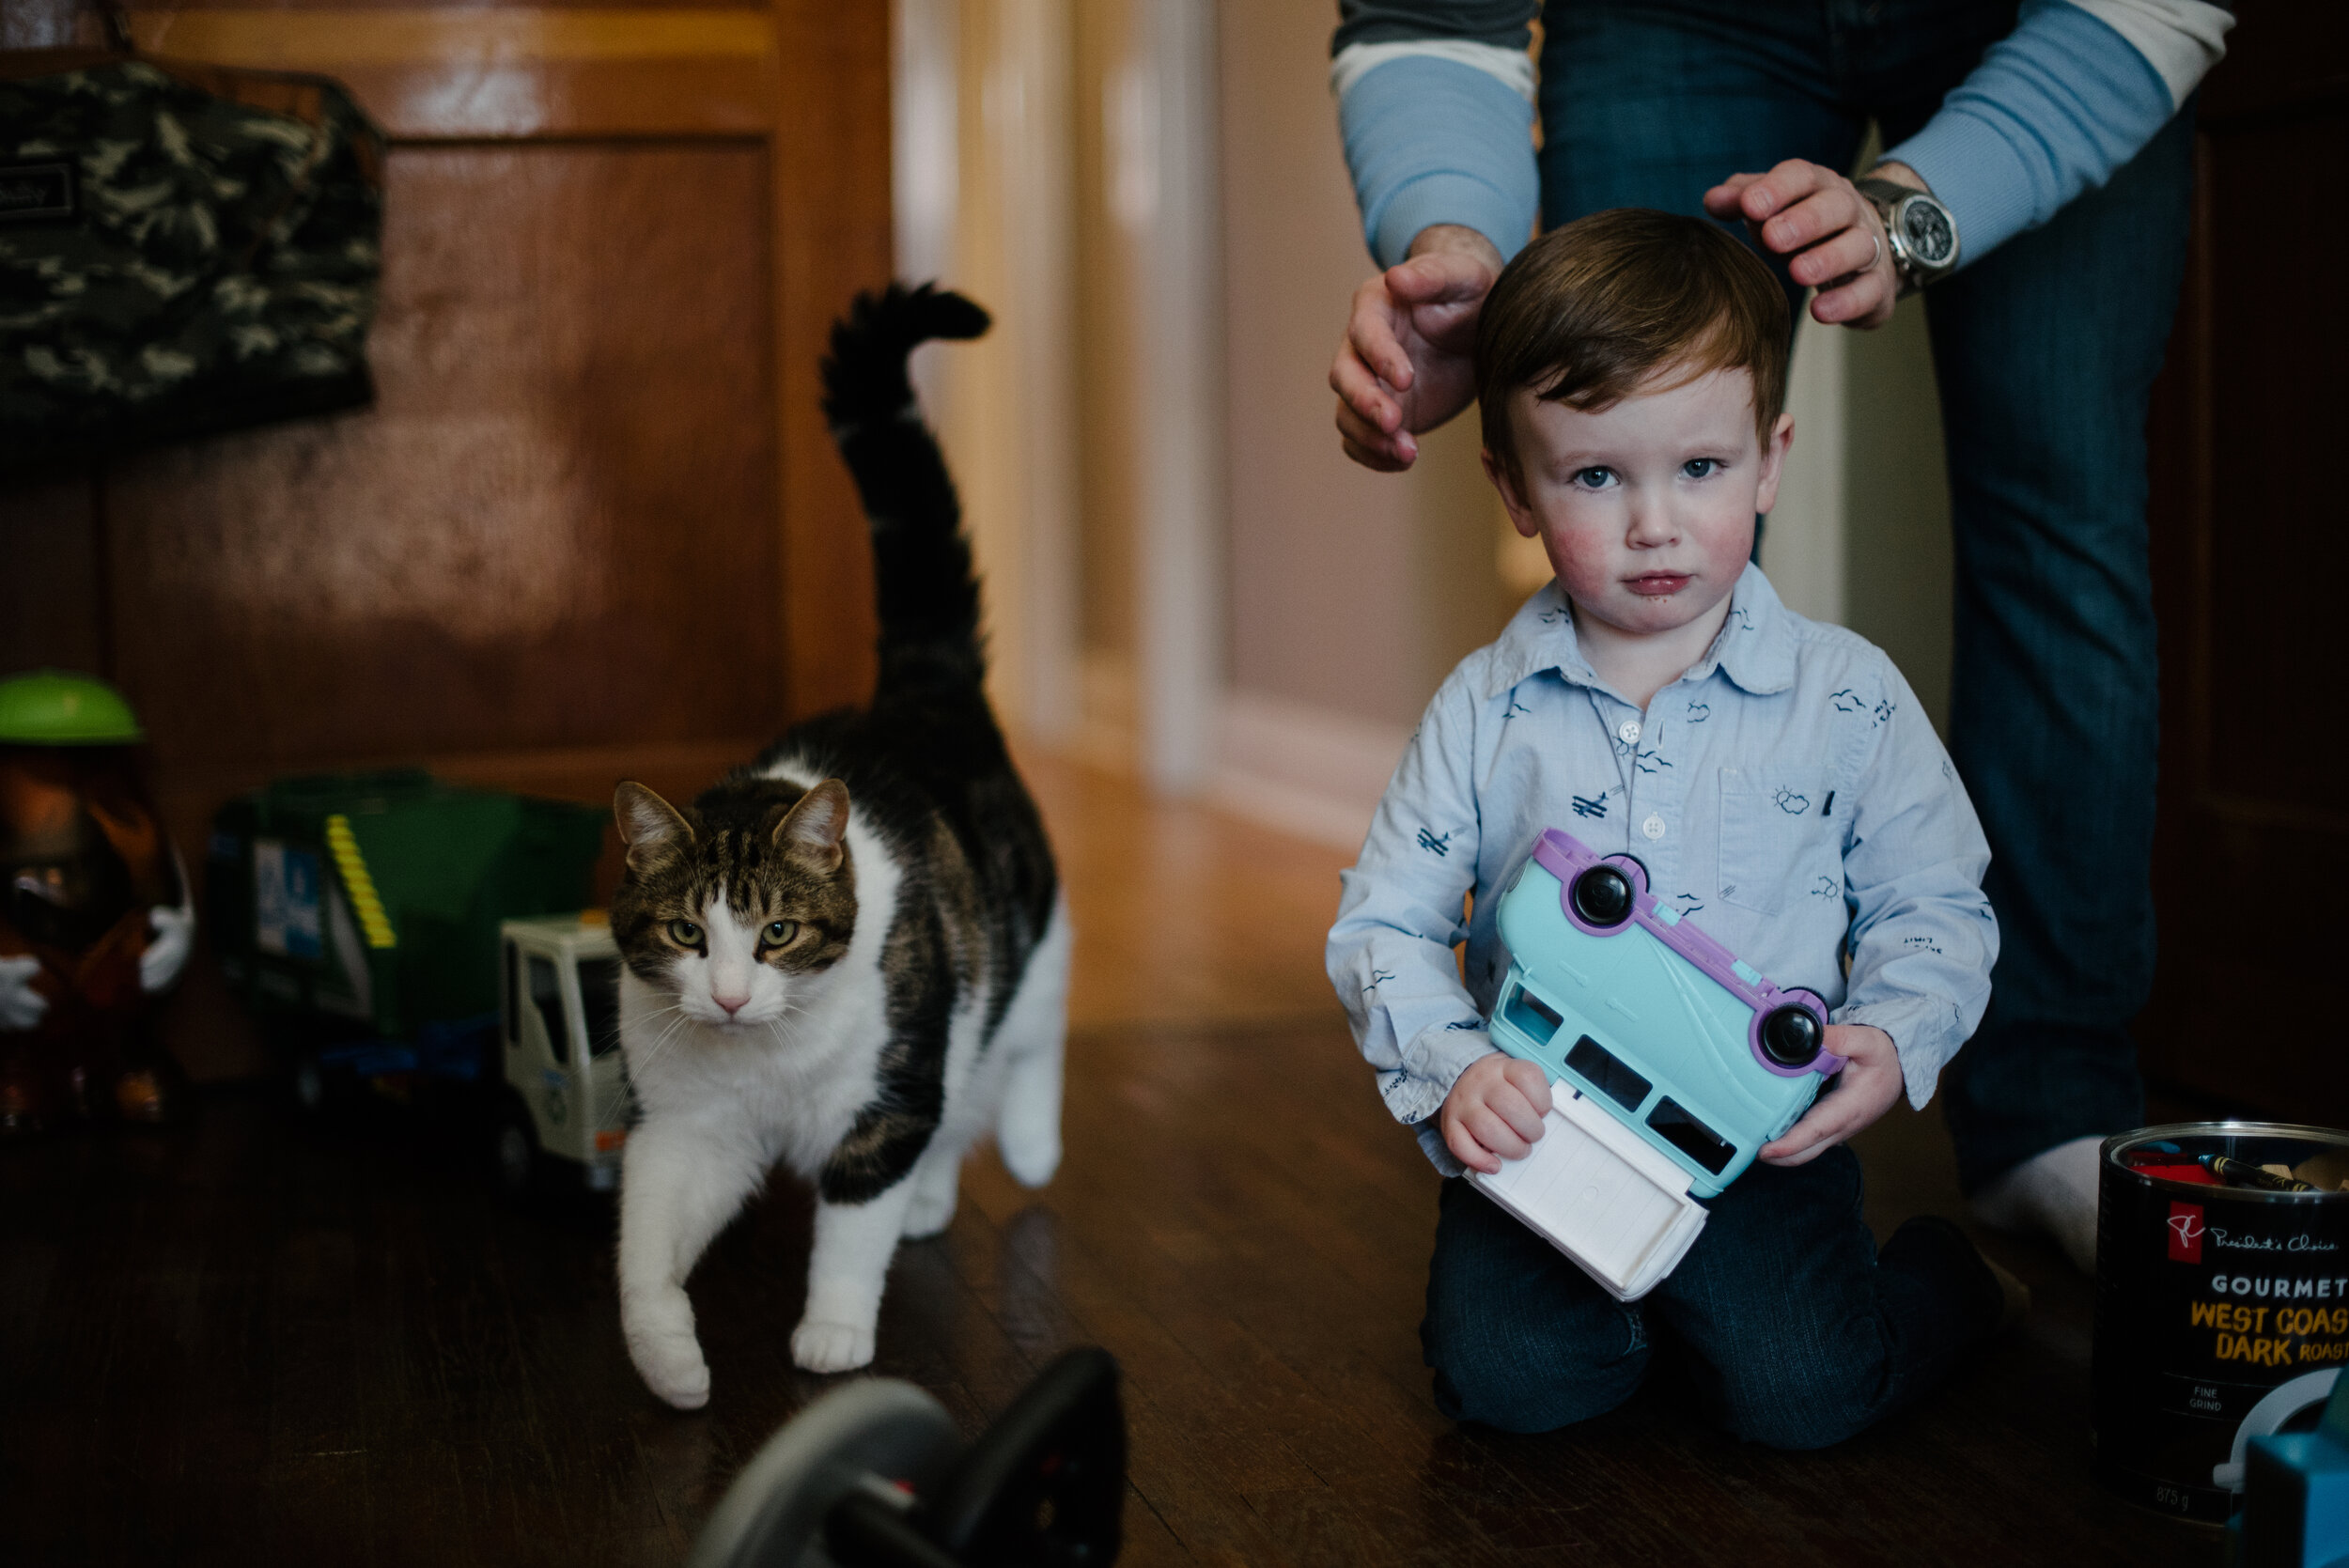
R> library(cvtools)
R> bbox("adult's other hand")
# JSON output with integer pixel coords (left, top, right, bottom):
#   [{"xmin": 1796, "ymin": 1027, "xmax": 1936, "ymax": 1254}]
[
  {"xmin": 1330, "ymin": 224, "xmax": 1501, "ymax": 472},
  {"xmin": 1703, "ymin": 159, "xmax": 1922, "ymax": 330}
]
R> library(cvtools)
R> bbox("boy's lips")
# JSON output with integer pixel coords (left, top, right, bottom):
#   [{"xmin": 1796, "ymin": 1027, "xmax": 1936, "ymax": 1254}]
[{"xmin": 1626, "ymin": 572, "xmax": 1692, "ymax": 597}]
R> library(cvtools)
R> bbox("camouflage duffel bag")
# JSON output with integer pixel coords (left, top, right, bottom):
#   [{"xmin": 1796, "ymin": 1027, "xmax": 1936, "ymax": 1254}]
[{"xmin": 0, "ymin": 50, "xmax": 384, "ymax": 472}]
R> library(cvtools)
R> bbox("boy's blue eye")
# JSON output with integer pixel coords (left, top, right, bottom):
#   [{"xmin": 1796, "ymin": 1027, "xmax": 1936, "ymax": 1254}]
[
  {"xmin": 1571, "ymin": 466, "xmax": 1617, "ymax": 489},
  {"xmin": 1682, "ymin": 458, "xmax": 1719, "ymax": 479}
]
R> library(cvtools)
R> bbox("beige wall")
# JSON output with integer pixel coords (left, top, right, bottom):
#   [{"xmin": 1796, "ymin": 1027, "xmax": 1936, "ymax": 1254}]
[
  {"xmin": 1840, "ymin": 307, "xmax": 1953, "ymax": 735},
  {"xmin": 1216, "ymin": 0, "xmax": 1506, "ymax": 733}
]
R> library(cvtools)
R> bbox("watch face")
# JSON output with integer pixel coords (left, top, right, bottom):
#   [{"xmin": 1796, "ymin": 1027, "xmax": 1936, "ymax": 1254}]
[{"xmin": 1899, "ymin": 199, "xmax": 1956, "ymax": 268}]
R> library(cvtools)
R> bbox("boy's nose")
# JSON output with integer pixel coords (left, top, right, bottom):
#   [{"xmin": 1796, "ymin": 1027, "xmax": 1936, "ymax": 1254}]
[{"xmin": 1627, "ymin": 505, "xmax": 1678, "ymax": 545}]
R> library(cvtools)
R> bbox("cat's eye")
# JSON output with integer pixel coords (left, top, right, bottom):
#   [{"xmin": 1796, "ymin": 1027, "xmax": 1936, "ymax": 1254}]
[
  {"xmin": 761, "ymin": 920, "xmax": 798, "ymax": 948},
  {"xmin": 667, "ymin": 918, "xmax": 704, "ymax": 948}
]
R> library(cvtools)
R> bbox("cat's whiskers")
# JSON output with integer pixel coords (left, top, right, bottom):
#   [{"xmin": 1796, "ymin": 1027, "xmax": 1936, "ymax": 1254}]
[{"xmin": 634, "ymin": 1007, "xmax": 697, "ymax": 1072}]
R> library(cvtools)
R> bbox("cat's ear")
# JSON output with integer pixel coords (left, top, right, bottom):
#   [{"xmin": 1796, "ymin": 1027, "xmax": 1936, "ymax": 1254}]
[
  {"xmin": 774, "ymin": 779, "xmax": 850, "ymax": 873},
  {"xmin": 614, "ymin": 782, "xmax": 693, "ymax": 874}
]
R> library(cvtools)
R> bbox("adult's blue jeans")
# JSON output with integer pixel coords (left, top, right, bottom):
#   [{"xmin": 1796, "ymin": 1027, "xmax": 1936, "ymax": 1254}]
[
  {"xmin": 1423, "ymin": 1150, "xmax": 2002, "ymax": 1441},
  {"xmin": 1536, "ymin": 0, "xmax": 2193, "ymax": 1189}
]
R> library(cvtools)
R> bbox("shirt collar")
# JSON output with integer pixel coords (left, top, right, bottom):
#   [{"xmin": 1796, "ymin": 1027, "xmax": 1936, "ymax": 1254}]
[{"xmin": 1481, "ymin": 561, "xmax": 1799, "ymax": 703}]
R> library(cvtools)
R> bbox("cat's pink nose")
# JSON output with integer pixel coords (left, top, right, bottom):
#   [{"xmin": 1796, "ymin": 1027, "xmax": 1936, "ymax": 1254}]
[{"xmin": 713, "ymin": 992, "xmax": 749, "ymax": 1017}]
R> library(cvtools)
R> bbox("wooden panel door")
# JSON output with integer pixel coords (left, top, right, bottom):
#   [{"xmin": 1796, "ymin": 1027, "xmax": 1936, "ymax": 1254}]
[
  {"xmin": 2139, "ymin": 1, "xmax": 2349, "ymax": 1123},
  {"xmin": 0, "ymin": 4, "xmax": 889, "ymax": 1078}
]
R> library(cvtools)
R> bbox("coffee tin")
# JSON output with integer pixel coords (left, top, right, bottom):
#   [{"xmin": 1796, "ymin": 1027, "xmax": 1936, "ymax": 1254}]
[{"xmin": 2093, "ymin": 1121, "xmax": 2349, "ymax": 1522}]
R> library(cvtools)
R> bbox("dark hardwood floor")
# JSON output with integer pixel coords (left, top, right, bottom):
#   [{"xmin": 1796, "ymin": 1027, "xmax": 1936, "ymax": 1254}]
[
  {"xmin": 4, "ymin": 1022, "xmax": 2216, "ymax": 1567},
  {"xmin": 0, "ymin": 756, "xmax": 2222, "ymax": 1564}
]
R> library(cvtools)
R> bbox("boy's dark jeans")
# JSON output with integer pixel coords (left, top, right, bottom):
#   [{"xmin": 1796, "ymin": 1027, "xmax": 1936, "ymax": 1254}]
[
  {"xmin": 1423, "ymin": 1150, "xmax": 1999, "ymax": 1446},
  {"xmin": 1535, "ymin": 0, "xmax": 2195, "ymax": 1190}
]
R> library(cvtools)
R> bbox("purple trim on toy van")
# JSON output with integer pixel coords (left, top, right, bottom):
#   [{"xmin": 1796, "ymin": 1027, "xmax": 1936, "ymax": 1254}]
[{"xmin": 1531, "ymin": 829, "xmax": 1844, "ymax": 1078}]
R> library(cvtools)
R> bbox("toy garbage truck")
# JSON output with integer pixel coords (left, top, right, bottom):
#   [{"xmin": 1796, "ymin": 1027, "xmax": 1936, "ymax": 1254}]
[
  {"xmin": 496, "ymin": 912, "xmax": 632, "ymax": 1193},
  {"xmin": 209, "ymin": 769, "xmax": 631, "ymax": 1190},
  {"xmin": 1472, "ymin": 827, "xmax": 1840, "ymax": 1299}
]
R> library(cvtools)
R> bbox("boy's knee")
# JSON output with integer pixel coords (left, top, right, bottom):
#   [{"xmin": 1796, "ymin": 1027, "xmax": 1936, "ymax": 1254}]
[
  {"xmin": 1428, "ymin": 1345, "xmax": 1642, "ymax": 1435},
  {"xmin": 1421, "ymin": 1300, "xmax": 1647, "ymax": 1435},
  {"xmin": 1710, "ymin": 1362, "xmax": 1878, "ymax": 1451}
]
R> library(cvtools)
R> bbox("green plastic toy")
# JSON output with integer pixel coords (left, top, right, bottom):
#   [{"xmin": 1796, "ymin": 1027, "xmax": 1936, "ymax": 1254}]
[{"xmin": 0, "ymin": 670, "xmax": 147, "ymax": 745}]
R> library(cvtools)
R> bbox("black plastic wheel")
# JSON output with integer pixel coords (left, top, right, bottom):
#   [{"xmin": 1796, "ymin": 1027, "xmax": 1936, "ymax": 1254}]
[
  {"xmin": 1759, "ymin": 1005, "xmax": 1823, "ymax": 1068},
  {"xmin": 494, "ymin": 1099, "xmax": 539, "ymax": 1201},
  {"xmin": 1569, "ymin": 866, "xmax": 1636, "ymax": 928},
  {"xmin": 291, "ymin": 1056, "xmax": 327, "ymax": 1115}
]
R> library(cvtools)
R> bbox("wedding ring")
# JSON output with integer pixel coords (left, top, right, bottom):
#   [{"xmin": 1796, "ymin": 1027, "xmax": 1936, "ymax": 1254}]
[{"xmin": 1867, "ymin": 232, "xmax": 1882, "ymax": 271}]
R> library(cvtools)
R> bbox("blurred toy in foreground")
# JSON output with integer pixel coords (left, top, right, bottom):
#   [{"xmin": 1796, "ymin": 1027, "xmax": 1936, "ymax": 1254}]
[
  {"xmin": 1474, "ymin": 827, "xmax": 1836, "ymax": 1298},
  {"xmin": 688, "ymin": 1345, "xmax": 1124, "ymax": 1568},
  {"xmin": 0, "ymin": 670, "xmax": 194, "ymax": 1132},
  {"xmin": 2232, "ymin": 1365, "xmax": 2348, "ymax": 1568},
  {"xmin": 209, "ymin": 769, "xmax": 625, "ymax": 1192}
]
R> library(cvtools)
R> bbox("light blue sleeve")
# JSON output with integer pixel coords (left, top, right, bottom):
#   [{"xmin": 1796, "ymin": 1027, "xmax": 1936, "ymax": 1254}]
[
  {"xmin": 1830, "ymin": 658, "xmax": 2000, "ymax": 1110},
  {"xmin": 1338, "ymin": 54, "xmax": 1539, "ymax": 269},
  {"xmin": 1327, "ymin": 664, "xmax": 1499, "ymax": 1164},
  {"xmin": 1884, "ymin": 0, "xmax": 2178, "ymax": 267}
]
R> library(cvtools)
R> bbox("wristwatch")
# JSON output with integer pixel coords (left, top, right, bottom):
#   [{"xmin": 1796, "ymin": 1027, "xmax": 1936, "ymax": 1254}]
[{"xmin": 1854, "ymin": 175, "xmax": 1960, "ymax": 295}]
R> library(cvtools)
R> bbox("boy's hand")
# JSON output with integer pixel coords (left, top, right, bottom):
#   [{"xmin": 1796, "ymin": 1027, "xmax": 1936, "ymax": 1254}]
[
  {"xmin": 1757, "ymin": 1024, "xmax": 1901, "ymax": 1167},
  {"xmin": 1330, "ymin": 225, "xmax": 1501, "ymax": 472},
  {"xmin": 1439, "ymin": 1051, "xmax": 1554, "ymax": 1174}
]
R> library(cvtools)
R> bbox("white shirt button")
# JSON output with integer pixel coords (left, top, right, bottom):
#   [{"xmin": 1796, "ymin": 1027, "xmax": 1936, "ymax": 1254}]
[
  {"xmin": 1641, "ymin": 814, "xmax": 1667, "ymax": 842},
  {"xmin": 1617, "ymin": 720, "xmax": 1641, "ymax": 744}
]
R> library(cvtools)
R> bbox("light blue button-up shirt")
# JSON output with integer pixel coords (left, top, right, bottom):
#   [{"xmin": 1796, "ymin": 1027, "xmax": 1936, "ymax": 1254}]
[{"xmin": 1327, "ymin": 564, "xmax": 1999, "ymax": 1175}]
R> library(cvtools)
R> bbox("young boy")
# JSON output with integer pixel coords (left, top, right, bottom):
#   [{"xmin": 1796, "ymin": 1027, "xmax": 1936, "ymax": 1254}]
[{"xmin": 1326, "ymin": 210, "xmax": 2017, "ymax": 1448}]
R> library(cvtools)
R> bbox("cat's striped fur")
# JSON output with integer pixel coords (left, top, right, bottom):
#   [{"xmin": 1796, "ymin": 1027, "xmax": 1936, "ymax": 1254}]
[{"xmin": 609, "ymin": 287, "xmax": 1066, "ymax": 1401}]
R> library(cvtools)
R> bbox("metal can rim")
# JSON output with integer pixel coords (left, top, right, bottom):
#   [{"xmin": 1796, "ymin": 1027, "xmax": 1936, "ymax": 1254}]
[{"xmin": 2102, "ymin": 1120, "xmax": 2349, "ymax": 1203}]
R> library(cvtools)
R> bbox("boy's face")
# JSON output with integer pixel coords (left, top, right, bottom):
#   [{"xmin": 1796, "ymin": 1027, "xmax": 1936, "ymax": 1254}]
[{"xmin": 1486, "ymin": 365, "xmax": 1794, "ymax": 646}]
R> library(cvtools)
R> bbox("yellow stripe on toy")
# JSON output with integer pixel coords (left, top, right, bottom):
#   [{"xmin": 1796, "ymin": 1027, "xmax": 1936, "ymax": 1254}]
[{"xmin": 324, "ymin": 815, "xmax": 397, "ymax": 949}]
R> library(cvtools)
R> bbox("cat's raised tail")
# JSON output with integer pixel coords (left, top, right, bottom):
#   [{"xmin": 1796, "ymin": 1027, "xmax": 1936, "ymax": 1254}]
[{"xmin": 821, "ymin": 283, "xmax": 993, "ymax": 698}]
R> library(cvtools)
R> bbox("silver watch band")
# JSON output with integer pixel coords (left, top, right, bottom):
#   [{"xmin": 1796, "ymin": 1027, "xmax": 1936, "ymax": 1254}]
[{"xmin": 1854, "ymin": 176, "xmax": 1958, "ymax": 293}]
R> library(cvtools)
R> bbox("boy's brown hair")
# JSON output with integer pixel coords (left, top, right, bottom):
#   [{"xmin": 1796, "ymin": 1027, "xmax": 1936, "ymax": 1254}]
[{"xmin": 1476, "ymin": 209, "xmax": 1790, "ymax": 487}]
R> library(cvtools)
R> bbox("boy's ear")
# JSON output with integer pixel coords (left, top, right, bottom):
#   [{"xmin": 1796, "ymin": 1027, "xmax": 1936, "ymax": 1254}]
[
  {"xmin": 1483, "ymin": 448, "xmax": 1541, "ymax": 538},
  {"xmin": 1751, "ymin": 411, "xmax": 1797, "ymax": 518}
]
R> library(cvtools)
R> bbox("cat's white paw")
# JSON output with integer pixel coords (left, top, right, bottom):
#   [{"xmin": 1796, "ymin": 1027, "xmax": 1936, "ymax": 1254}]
[
  {"xmin": 626, "ymin": 1323, "xmax": 712, "ymax": 1409},
  {"xmin": 997, "ymin": 1120, "xmax": 1061, "ymax": 1189},
  {"xmin": 901, "ymin": 1177, "xmax": 957, "ymax": 1238},
  {"xmin": 791, "ymin": 1317, "xmax": 876, "ymax": 1374},
  {"xmin": 620, "ymin": 1296, "xmax": 709, "ymax": 1418}
]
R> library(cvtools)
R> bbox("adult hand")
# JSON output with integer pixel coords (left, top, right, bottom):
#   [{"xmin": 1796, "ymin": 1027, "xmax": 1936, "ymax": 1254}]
[
  {"xmin": 1703, "ymin": 160, "xmax": 1925, "ymax": 330},
  {"xmin": 1439, "ymin": 1049, "xmax": 1554, "ymax": 1175},
  {"xmin": 1757, "ymin": 1023, "xmax": 1902, "ymax": 1167},
  {"xmin": 1330, "ymin": 224, "xmax": 1501, "ymax": 472}
]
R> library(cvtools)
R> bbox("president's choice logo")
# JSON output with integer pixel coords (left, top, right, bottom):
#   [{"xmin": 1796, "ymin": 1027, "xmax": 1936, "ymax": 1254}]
[{"xmin": 2169, "ymin": 1202, "xmax": 2205, "ymax": 1264}]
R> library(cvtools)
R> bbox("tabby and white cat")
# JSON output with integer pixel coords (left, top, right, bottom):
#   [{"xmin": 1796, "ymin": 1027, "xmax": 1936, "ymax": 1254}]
[{"xmin": 608, "ymin": 287, "xmax": 1067, "ymax": 1405}]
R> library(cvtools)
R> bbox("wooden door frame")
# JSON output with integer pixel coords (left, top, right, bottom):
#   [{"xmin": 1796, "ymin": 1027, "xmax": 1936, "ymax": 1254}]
[{"xmin": 127, "ymin": 4, "xmax": 892, "ymax": 724}]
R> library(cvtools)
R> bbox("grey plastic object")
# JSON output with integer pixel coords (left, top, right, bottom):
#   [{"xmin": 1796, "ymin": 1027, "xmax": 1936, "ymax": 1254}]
[
  {"xmin": 2212, "ymin": 1368, "xmax": 2341, "ymax": 1492},
  {"xmin": 687, "ymin": 1379, "xmax": 962, "ymax": 1568}
]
